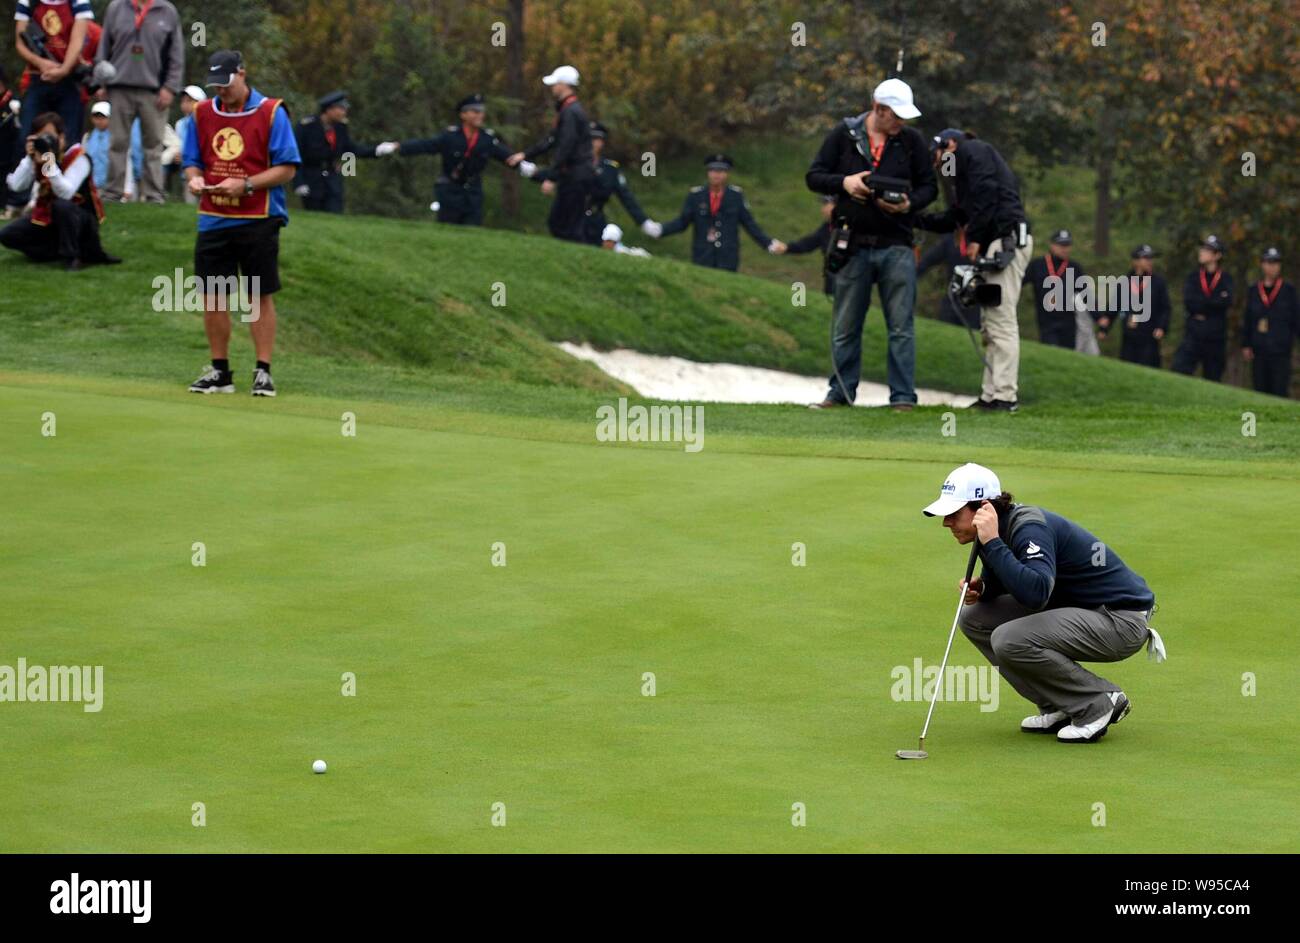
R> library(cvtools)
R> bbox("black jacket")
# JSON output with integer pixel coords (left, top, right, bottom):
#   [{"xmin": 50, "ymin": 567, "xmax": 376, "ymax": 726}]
[
  {"xmin": 1110, "ymin": 271, "xmax": 1171, "ymax": 336},
  {"xmin": 293, "ymin": 116, "xmax": 378, "ymax": 185},
  {"xmin": 589, "ymin": 158, "xmax": 647, "ymax": 224},
  {"xmin": 918, "ymin": 139, "xmax": 1027, "ymax": 249},
  {"xmin": 399, "ymin": 124, "xmax": 513, "ymax": 190},
  {"xmin": 660, "ymin": 185, "xmax": 772, "ymax": 271},
  {"xmin": 1024, "ymin": 253, "xmax": 1088, "ymax": 323},
  {"xmin": 1242, "ymin": 279, "xmax": 1298, "ymax": 355},
  {"xmin": 1182, "ymin": 266, "xmax": 1234, "ymax": 336},
  {"xmin": 805, "ymin": 119, "xmax": 936, "ymax": 244},
  {"xmin": 524, "ymin": 96, "xmax": 593, "ymax": 182},
  {"xmin": 786, "ymin": 221, "xmax": 832, "ymax": 295}
]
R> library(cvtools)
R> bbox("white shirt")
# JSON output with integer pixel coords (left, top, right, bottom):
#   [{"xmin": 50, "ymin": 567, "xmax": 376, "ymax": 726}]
[{"xmin": 6, "ymin": 151, "xmax": 92, "ymax": 202}]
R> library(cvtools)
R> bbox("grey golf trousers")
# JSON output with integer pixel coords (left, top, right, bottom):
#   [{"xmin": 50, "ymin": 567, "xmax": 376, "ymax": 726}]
[{"xmin": 958, "ymin": 595, "xmax": 1151, "ymax": 725}]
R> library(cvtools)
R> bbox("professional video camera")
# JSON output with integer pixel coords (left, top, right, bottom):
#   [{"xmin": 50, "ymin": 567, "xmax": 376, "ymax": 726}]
[{"xmin": 948, "ymin": 243, "xmax": 1022, "ymax": 307}]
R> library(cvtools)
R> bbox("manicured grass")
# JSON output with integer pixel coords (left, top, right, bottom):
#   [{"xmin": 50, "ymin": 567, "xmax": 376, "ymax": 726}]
[
  {"xmin": 3, "ymin": 204, "xmax": 1296, "ymax": 469},
  {"xmin": 1, "ymin": 382, "xmax": 1295, "ymax": 852}
]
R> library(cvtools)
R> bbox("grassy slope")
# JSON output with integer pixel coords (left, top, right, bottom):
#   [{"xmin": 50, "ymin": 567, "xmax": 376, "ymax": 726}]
[
  {"xmin": 3, "ymin": 204, "xmax": 1297, "ymax": 471},
  {"xmin": 3, "ymin": 384, "xmax": 1296, "ymax": 853}
]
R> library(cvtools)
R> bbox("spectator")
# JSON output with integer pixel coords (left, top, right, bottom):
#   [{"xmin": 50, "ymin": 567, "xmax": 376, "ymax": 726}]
[
  {"xmin": 1, "ymin": 109, "xmax": 119, "ymax": 269},
  {"xmin": 600, "ymin": 222, "xmax": 650, "ymax": 257},
  {"xmin": 95, "ymin": 0, "xmax": 183, "ymax": 204},
  {"xmin": 1, "ymin": 62, "xmax": 22, "ymax": 217},
  {"xmin": 13, "ymin": 0, "xmax": 96, "ymax": 144},
  {"xmin": 82, "ymin": 97, "xmax": 109, "ymax": 186},
  {"xmin": 171, "ymin": 84, "xmax": 203, "ymax": 203},
  {"xmin": 782, "ymin": 196, "xmax": 835, "ymax": 297}
]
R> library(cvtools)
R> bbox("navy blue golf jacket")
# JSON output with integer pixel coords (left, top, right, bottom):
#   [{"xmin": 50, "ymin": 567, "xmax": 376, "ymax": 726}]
[{"xmin": 978, "ymin": 505, "xmax": 1154, "ymax": 612}]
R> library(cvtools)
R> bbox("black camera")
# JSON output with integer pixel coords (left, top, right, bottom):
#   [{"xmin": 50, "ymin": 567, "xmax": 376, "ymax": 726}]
[
  {"xmin": 32, "ymin": 133, "xmax": 59, "ymax": 158},
  {"xmin": 866, "ymin": 174, "xmax": 912, "ymax": 205},
  {"xmin": 949, "ymin": 251, "xmax": 1016, "ymax": 307}
]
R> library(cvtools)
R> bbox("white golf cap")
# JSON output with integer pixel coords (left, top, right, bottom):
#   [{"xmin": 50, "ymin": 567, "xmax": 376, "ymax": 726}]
[
  {"xmin": 873, "ymin": 77, "xmax": 921, "ymax": 120},
  {"xmin": 90, "ymin": 101, "xmax": 111, "ymax": 117},
  {"xmin": 601, "ymin": 223, "xmax": 622, "ymax": 243},
  {"xmin": 182, "ymin": 85, "xmax": 207, "ymax": 101},
  {"xmin": 922, "ymin": 463, "xmax": 1001, "ymax": 517},
  {"xmin": 542, "ymin": 65, "xmax": 580, "ymax": 87}
]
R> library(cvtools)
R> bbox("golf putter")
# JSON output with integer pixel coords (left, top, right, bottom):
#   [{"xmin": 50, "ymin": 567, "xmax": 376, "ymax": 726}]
[{"xmin": 896, "ymin": 540, "xmax": 980, "ymax": 760}]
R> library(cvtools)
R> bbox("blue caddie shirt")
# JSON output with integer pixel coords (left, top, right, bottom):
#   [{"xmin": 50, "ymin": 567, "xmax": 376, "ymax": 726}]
[{"xmin": 182, "ymin": 88, "xmax": 301, "ymax": 232}]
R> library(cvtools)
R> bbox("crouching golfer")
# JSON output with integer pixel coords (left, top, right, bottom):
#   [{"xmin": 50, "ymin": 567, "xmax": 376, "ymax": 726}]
[{"xmin": 922, "ymin": 463, "xmax": 1166, "ymax": 743}]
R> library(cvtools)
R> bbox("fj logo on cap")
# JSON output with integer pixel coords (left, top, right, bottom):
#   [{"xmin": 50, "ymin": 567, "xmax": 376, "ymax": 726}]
[{"xmin": 974, "ymin": 487, "xmax": 984, "ymax": 498}]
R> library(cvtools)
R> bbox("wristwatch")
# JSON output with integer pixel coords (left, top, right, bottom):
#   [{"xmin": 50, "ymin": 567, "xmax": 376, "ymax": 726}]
[{"xmin": 243, "ymin": 178, "xmax": 255, "ymax": 196}]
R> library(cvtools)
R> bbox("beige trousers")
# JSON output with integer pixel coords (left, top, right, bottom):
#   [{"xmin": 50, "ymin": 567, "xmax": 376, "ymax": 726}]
[
  {"xmin": 978, "ymin": 234, "xmax": 1032, "ymax": 403},
  {"xmin": 103, "ymin": 87, "xmax": 168, "ymax": 204}
]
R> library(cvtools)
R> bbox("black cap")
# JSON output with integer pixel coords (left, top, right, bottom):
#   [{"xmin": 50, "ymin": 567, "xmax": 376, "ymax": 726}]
[
  {"xmin": 456, "ymin": 93, "xmax": 485, "ymax": 113},
  {"xmin": 1131, "ymin": 244, "xmax": 1156, "ymax": 259},
  {"xmin": 1201, "ymin": 234, "xmax": 1225, "ymax": 253},
  {"xmin": 1261, "ymin": 246, "xmax": 1282, "ymax": 262},
  {"xmin": 931, "ymin": 128, "xmax": 965, "ymax": 151},
  {"xmin": 589, "ymin": 121, "xmax": 607, "ymax": 140},
  {"xmin": 1050, "ymin": 228, "xmax": 1072, "ymax": 246},
  {"xmin": 318, "ymin": 90, "xmax": 349, "ymax": 111},
  {"xmin": 704, "ymin": 153, "xmax": 733, "ymax": 170},
  {"xmin": 205, "ymin": 50, "xmax": 244, "ymax": 88}
]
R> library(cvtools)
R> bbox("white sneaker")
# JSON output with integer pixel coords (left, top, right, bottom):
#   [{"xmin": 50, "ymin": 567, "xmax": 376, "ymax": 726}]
[
  {"xmin": 1021, "ymin": 710, "xmax": 1069, "ymax": 734},
  {"xmin": 1058, "ymin": 692, "xmax": 1130, "ymax": 743}
]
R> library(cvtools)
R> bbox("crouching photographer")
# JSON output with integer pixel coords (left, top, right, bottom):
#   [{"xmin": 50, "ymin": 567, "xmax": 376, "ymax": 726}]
[
  {"xmin": 919, "ymin": 129, "xmax": 1031, "ymax": 412},
  {"xmin": 805, "ymin": 78, "xmax": 937, "ymax": 411},
  {"xmin": 1, "ymin": 112, "xmax": 119, "ymax": 270}
]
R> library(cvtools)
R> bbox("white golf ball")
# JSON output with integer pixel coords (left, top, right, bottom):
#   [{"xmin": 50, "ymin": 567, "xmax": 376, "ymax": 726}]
[{"xmin": 312, "ymin": 759, "xmax": 327, "ymax": 774}]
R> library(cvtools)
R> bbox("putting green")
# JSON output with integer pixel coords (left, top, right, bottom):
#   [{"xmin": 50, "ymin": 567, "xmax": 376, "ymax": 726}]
[{"xmin": 2, "ymin": 381, "xmax": 1296, "ymax": 853}]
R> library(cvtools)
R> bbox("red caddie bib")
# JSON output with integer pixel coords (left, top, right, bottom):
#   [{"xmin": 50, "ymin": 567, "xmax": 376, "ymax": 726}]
[
  {"xmin": 31, "ymin": 142, "xmax": 104, "ymax": 226},
  {"xmin": 194, "ymin": 96, "xmax": 282, "ymax": 218}
]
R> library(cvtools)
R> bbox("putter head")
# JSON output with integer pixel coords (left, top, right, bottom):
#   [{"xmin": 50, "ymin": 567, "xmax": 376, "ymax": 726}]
[{"xmin": 895, "ymin": 749, "xmax": 929, "ymax": 760}]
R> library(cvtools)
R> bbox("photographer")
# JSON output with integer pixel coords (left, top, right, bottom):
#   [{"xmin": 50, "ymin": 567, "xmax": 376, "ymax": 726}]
[
  {"xmin": 805, "ymin": 78, "xmax": 937, "ymax": 411},
  {"xmin": 1, "ymin": 110, "xmax": 118, "ymax": 269},
  {"xmin": 13, "ymin": 0, "xmax": 96, "ymax": 143},
  {"xmin": 919, "ymin": 128, "xmax": 1032, "ymax": 412},
  {"xmin": 94, "ymin": 0, "xmax": 184, "ymax": 204}
]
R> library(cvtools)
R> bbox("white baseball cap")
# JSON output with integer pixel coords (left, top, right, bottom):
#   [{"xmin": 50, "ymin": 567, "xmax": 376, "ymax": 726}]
[
  {"xmin": 542, "ymin": 65, "xmax": 580, "ymax": 87},
  {"xmin": 922, "ymin": 463, "xmax": 1001, "ymax": 517},
  {"xmin": 601, "ymin": 223, "xmax": 622, "ymax": 243},
  {"xmin": 182, "ymin": 85, "xmax": 207, "ymax": 102},
  {"xmin": 873, "ymin": 78, "xmax": 921, "ymax": 120},
  {"xmin": 90, "ymin": 101, "xmax": 111, "ymax": 117}
]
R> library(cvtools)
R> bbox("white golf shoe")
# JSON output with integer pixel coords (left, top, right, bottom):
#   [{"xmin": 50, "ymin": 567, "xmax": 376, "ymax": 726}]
[
  {"xmin": 1021, "ymin": 710, "xmax": 1069, "ymax": 734},
  {"xmin": 1058, "ymin": 692, "xmax": 1130, "ymax": 743}
]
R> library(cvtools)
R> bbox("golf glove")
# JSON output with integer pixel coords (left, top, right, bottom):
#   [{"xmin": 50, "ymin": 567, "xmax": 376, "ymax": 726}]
[
  {"xmin": 1146, "ymin": 626, "xmax": 1167, "ymax": 663},
  {"xmin": 518, "ymin": 160, "xmax": 538, "ymax": 178},
  {"xmin": 641, "ymin": 219, "xmax": 663, "ymax": 238},
  {"xmin": 375, "ymin": 142, "xmax": 399, "ymax": 157}
]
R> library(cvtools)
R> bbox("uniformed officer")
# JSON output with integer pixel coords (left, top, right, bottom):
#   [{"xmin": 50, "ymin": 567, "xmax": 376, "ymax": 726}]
[
  {"xmin": 1100, "ymin": 244, "xmax": 1170, "ymax": 368},
  {"xmin": 508, "ymin": 65, "xmax": 595, "ymax": 242},
  {"xmin": 1241, "ymin": 247, "xmax": 1298, "ymax": 397},
  {"xmin": 377, "ymin": 93, "xmax": 521, "ymax": 226},
  {"xmin": 1172, "ymin": 234, "xmax": 1234, "ymax": 381},
  {"xmin": 1023, "ymin": 229, "xmax": 1087, "ymax": 350},
  {"xmin": 583, "ymin": 121, "xmax": 660, "ymax": 245},
  {"xmin": 782, "ymin": 196, "xmax": 835, "ymax": 296},
  {"xmin": 653, "ymin": 154, "xmax": 783, "ymax": 271},
  {"xmin": 293, "ymin": 91, "xmax": 380, "ymax": 213}
]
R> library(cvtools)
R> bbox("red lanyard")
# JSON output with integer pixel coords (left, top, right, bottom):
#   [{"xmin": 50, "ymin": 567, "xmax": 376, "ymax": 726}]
[
  {"xmin": 1046, "ymin": 254, "xmax": 1067, "ymax": 279},
  {"xmin": 956, "ymin": 228, "xmax": 967, "ymax": 256},
  {"xmin": 324, "ymin": 127, "xmax": 336, "ymax": 150},
  {"xmin": 708, "ymin": 189, "xmax": 723, "ymax": 217},
  {"xmin": 463, "ymin": 126, "xmax": 480, "ymax": 156},
  {"xmin": 132, "ymin": 0, "xmax": 155, "ymax": 33},
  {"xmin": 1258, "ymin": 280, "xmax": 1282, "ymax": 307},
  {"xmin": 1130, "ymin": 274, "xmax": 1144, "ymax": 298},
  {"xmin": 868, "ymin": 135, "xmax": 884, "ymax": 167},
  {"xmin": 1200, "ymin": 268, "xmax": 1222, "ymax": 296}
]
